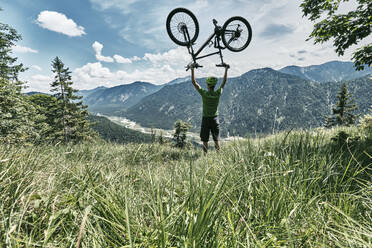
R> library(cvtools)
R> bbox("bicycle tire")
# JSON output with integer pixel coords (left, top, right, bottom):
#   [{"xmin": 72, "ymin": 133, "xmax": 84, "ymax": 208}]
[
  {"xmin": 222, "ymin": 16, "xmax": 252, "ymax": 52},
  {"xmin": 166, "ymin": 8, "xmax": 199, "ymax": 46}
]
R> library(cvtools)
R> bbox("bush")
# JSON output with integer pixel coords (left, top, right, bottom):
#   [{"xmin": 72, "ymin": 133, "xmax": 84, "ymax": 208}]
[{"xmin": 359, "ymin": 105, "xmax": 372, "ymax": 139}]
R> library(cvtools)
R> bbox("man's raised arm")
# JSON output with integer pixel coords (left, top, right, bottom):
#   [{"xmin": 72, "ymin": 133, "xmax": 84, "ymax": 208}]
[
  {"xmin": 191, "ymin": 67, "xmax": 201, "ymax": 90},
  {"xmin": 219, "ymin": 65, "xmax": 230, "ymax": 89}
]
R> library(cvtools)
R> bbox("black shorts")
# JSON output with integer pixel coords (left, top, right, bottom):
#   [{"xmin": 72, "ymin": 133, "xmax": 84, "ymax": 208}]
[{"xmin": 200, "ymin": 116, "xmax": 220, "ymax": 142}]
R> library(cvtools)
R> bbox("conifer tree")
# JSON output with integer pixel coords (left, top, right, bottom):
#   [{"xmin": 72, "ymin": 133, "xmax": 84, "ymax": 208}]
[
  {"xmin": 50, "ymin": 57, "xmax": 93, "ymax": 143},
  {"xmin": 0, "ymin": 16, "xmax": 41, "ymax": 143},
  {"xmin": 28, "ymin": 94, "xmax": 58, "ymax": 142},
  {"xmin": 173, "ymin": 120, "xmax": 191, "ymax": 148},
  {"xmin": 0, "ymin": 78, "xmax": 42, "ymax": 143},
  {"xmin": 0, "ymin": 19, "xmax": 26, "ymax": 81},
  {"xmin": 325, "ymin": 83, "xmax": 358, "ymax": 127}
]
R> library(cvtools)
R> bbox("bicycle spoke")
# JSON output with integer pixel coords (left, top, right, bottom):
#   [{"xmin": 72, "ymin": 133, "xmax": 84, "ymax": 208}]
[
  {"xmin": 224, "ymin": 24, "xmax": 249, "ymax": 49},
  {"xmin": 173, "ymin": 14, "xmax": 195, "ymax": 35},
  {"xmin": 167, "ymin": 8, "xmax": 199, "ymax": 46}
]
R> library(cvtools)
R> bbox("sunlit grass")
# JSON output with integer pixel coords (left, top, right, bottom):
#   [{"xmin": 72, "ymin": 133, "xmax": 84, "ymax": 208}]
[{"xmin": 0, "ymin": 127, "xmax": 371, "ymax": 247}]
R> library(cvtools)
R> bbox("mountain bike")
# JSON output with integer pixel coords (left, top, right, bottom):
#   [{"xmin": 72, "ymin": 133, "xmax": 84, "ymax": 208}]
[{"xmin": 166, "ymin": 8, "xmax": 252, "ymax": 70}]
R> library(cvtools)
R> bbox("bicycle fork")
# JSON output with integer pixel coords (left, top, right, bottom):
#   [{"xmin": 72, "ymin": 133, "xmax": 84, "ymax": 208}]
[{"xmin": 181, "ymin": 27, "xmax": 197, "ymax": 64}]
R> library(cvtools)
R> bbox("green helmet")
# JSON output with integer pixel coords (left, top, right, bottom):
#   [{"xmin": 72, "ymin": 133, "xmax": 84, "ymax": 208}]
[{"xmin": 206, "ymin": 76, "xmax": 218, "ymax": 86}]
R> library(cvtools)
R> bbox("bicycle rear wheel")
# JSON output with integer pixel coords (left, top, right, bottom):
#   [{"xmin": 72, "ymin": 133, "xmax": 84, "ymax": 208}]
[
  {"xmin": 166, "ymin": 8, "xmax": 199, "ymax": 46},
  {"xmin": 222, "ymin": 16, "xmax": 252, "ymax": 52}
]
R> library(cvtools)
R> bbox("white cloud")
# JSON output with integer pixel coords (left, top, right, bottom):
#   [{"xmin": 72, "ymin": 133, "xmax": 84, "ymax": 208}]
[
  {"xmin": 132, "ymin": 56, "xmax": 141, "ymax": 61},
  {"xmin": 36, "ymin": 11, "xmax": 86, "ymax": 37},
  {"xmin": 24, "ymin": 74, "xmax": 53, "ymax": 93},
  {"xmin": 90, "ymin": 0, "xmax": 140, "ymax": 14},
  {"xmin": 30, "ymin": 74, "xmax": 52, "ymax": 82},
  {"xmin": 12, "ymin": 45, "xmax": 38, "ymax": 53},
  {"xmin": 92, "ymin": 41, "xmax": 114, "ymax": 62},
  {"xmin": 72, "ymin": 62, "xmax": 188, "ymax": 89},
  {"xmin": 143, "ymin": 47, "xmax": 189, "ymax": 66},
  {"xmin": 113, "ymin": 54, "xmax": 132, "ymax": 64},
  {"xmin": 92, "ymin": 42, "xmax": 140, "ymax": 64},
  {"xmin": 31, "ymin": 65, "xmax": 42, "ymax": 71}
]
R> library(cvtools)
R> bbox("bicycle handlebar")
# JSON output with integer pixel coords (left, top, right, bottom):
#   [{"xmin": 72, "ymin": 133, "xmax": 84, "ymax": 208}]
[
  {"xmin": 216, "ymin": 63, "xmax": 230, "ymax": 69},
  {"xmin": 186, "ymin": 62, "xmax": 203, "ymax": 71}
]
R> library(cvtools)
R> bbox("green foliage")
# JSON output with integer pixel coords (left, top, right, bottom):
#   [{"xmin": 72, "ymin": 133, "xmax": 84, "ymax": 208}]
[
  {"xmin": 0, "ymin": 128, "xmax": 371, "ymax": 246},
  {"xmin": 0, "ymin": 78, "xmax": 44, "ymax": 143},
  {"xmin": 87, "ymin": 115, "xmax": 152, "ymax": 144},
  {"xmin": 359, "ymin": 105, "xmax": 372, "ymax": 139},
  {"xmin": 50, "ymin": 57, "xmax": 94, "ymax": 143},
  {"xmin": 158, "ymin": 131, "xmax": 166, "ymax": 144},
  {"xmin": 331, "ymin": 130, "xmax": 360, "ymax": 148},
  {"xmin": 0, "ymin": 19, "xmax": 27, "ymax": 81},
  {"xmin": 325, "ymin": 83, "xmax": 358, "ymax": 127},
  {"xmin": 300, "ymin": 0, "xmax": 371, "ymax": 70},
  {"xmin": 0, "ymin": 14, "xmax": 49, "ymax": 144},
  {"xmin": 173, "ymin": 120, "xmax": 191, "ymax": 148},
  {"xmin": 28, "ymin": 94, "xmax": 59, "ymax": 141}
]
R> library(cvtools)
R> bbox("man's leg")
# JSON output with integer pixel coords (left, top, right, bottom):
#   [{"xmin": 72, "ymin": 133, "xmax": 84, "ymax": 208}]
[
  {"xmin": 211, "ymin": 116, "xmax": 220, "ymax": 151},
  {"xmin": 203, "ymin": 142, "xmax": 208, "ymax": 153},
  {"xmin": 200, "ymin": 117, "xmax": 210, "ymax": 153},
  {"xmin": 214, "ymin": 140, "xmax": 220, "ymax": 151}
]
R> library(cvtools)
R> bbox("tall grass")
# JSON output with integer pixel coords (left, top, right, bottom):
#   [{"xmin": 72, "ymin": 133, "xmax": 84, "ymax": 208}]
[{"xmin": 0, "ymin": 127, "xmax": 371, "ymax": 247}]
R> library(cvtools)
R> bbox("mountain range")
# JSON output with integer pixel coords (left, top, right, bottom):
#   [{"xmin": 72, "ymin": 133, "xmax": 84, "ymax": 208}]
[
  {"xmin": 279, "ymin": 60, "xmax": 372, "ymax": 82},
  {"xmin": 80, "ymin": 82, "xmax": 161, "ymax": 115},
  {"xmin": 77, "ymin": 61, "xmax": 371, "ymax": 136}
]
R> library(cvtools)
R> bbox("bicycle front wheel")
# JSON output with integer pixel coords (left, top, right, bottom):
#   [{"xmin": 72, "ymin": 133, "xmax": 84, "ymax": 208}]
[
  {"xmin": 166, "ymin": 8, "xmax": 199, "ymax": 46},
  {"xmin": 222, "ymin": 16, "xmax": 252, "ymax": 52}
]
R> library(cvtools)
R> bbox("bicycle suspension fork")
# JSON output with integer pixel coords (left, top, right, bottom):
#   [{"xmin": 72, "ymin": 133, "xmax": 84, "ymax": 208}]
[{"xmin": 181, "ymin": 27, "xmax": 197, "ymax": 63}]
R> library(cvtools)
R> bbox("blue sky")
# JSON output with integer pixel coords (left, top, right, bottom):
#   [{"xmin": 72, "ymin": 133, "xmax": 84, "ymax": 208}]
[{"xmin": 0, "ymin": 0, "xmax": 361, "ymax": 92}]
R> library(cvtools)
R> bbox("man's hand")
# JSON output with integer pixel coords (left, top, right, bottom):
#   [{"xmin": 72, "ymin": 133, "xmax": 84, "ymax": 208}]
[{"xmin": 186, "ymin": 62, "xmax": 202, "ymax": 71}]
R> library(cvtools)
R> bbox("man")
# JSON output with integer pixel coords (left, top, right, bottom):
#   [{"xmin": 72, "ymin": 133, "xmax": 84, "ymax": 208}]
[{"xmin": 190, "ymin": 64, "xmax": 229, "ymax": 153}]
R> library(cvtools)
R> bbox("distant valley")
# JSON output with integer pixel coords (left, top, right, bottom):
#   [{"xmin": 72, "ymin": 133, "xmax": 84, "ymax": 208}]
[{"xmin": 78, "ymin": 82, "xmax": 162, "ymax": 116}]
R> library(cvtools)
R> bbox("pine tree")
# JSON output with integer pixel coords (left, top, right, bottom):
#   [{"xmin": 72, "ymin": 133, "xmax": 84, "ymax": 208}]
[
  {"xmin": 28, "ymin": 94, "xmax": 58, "ymax": 142},
  {"xmin": 0, "ymin": 16, "xmax": 42, "ymax": 143},
  {"xmin": 0, "ymin": 19, "xmax": 26, "ymax": 81},
  {"xmin": 325, "ymin": 83, "xmax": 358, "ymax": 127},
  {"xmin": 0, "ymin": 78, "xmax": 42, "ymax": 143},
  {"xmin": 173, "ymin": 120, "xmax": 191, "ymax": 148},
  {"xmin": 50, "ymin": 57, "xmax": 93, "ymax": 143}
]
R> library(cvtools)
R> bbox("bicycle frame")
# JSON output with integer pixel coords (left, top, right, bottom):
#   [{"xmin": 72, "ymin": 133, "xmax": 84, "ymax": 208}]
[{"xmin": 182, "ymin": 19, "xmax": 226, "ymax": 66}]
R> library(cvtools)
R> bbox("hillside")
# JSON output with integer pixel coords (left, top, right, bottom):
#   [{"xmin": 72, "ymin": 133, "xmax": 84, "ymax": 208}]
[
  {"xmin": 82, "ymin": 82, "xmax": 162, "ymax": 115},
  {"xmin": 1, "ymin": 127, "xmax": 370, "ymax": 246},
  {"xmin": 77, "ymin": 86, "xmax": 107, "ymax": 99},
  {"xmin": 88, "ymin": 115, "xmax": 153, "ymax": 144},
  {"xmin": 279, "ymin": 60, "xmax": 372, "ymax": 82},
  {"xmin": 125, "ymin": 70, "xmax": 371, "ymax": 136}
]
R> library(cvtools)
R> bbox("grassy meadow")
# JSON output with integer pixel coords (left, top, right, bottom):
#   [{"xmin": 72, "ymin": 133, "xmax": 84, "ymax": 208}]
[{"xmin": 0, "ymin": 127, "xmax": 371, "ymax": 247}]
